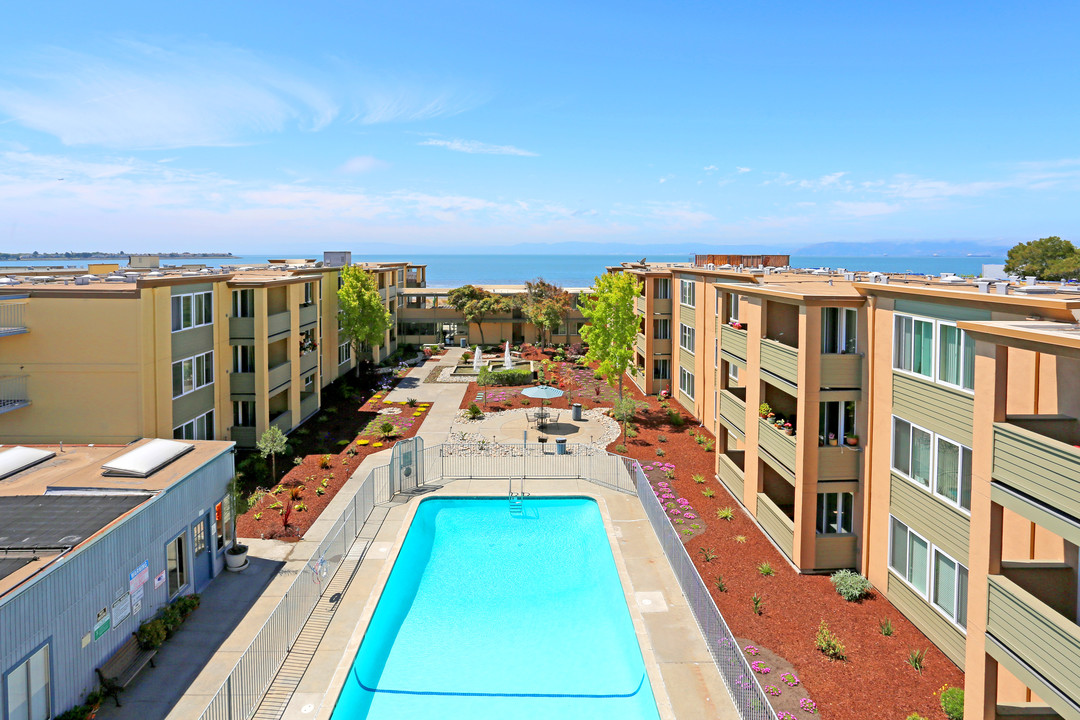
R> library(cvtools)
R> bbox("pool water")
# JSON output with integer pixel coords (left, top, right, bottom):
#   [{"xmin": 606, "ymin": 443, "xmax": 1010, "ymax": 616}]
[{"xmin": 330, "ymin": 496, "xmax": 660, "ymax": 719}]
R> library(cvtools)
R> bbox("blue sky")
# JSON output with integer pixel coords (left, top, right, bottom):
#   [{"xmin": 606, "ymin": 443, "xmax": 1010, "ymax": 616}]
[{"xmin": 0, "ymin": 1, "xmax": 1078, "ymax": 253}]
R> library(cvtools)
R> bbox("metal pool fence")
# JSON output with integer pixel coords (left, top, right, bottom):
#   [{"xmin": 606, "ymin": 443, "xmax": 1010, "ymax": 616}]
[{"xmin": 195, "ymin": 442, "xmax": 773, "ymax": 720}]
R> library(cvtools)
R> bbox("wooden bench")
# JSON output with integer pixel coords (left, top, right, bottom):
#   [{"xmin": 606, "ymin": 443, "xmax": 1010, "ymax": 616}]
[{"xmin": 96, "ymin": 633, "xmax": 156, "ymax": 706}]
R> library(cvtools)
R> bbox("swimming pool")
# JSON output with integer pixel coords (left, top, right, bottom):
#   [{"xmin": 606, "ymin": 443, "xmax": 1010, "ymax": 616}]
[{"xmin": 330, "ymin": 496, "xmax": 661, "ymax": 720}]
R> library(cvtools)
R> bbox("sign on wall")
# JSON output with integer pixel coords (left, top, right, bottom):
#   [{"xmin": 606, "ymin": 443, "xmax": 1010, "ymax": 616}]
[
  {"xmin": 154, "ymin": 570, "xmax": 166, "ymax": 589},
  {"xmin": 111, "ymin": 593, "xmax": 131, "ymax": 627},
  {"xmin": 93, "ymin": 607, "xmax": 111, "ymax": 641}
]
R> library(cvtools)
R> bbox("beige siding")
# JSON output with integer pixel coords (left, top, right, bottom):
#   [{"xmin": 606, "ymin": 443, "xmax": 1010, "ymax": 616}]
[
  {"xmin": 757, "ymin": 493, "xmax": 794, "ymax": 559},
  {"xmin": 172, "ymin": 324, "xmax": 214, "ymax": 360},
  {"xmin": 760, "ymin": 338, "xmax": 798, "ymax": 386},
  {"xmin": 679, "ymin": 346, "xmax": 695, "ymax": 370},
  {"xmin": 720, "ymin": 324, "xmax": 748, "ymax": 361},
  {"xmin": 887, "ymin": 572, "xmax": 967, "ymax": 669},
  {"xmin": 813, "ymin": 535, "xmax": 858, "ymax": 570},
  {"xmin": 889, "ymin": 473, "xmax": 969, "ymax": 563},
  {"xmin": 994, "ymin": 421, "xmax": 1080, "ymax": 521},
  {"xmin": 818, "ymin": 446, "xmax": 862, "ymax": 481},
  {"xmin": 717, "ymin": 453, "xmax": 744, "ymax": 498},
  {"xmin": 820, "ymin": 353, "xmax": 862, "ymax": 388},
  {"xmin": 892, "ymin": 371, "xmax": 974, "ymax": 446},
  {"xmin": 719, "ymin": 389, "xmax": 746, "ymax": 436},
  {"xmin": 758, "ymin": 417, "xmax": 796, "ymax": 479}
]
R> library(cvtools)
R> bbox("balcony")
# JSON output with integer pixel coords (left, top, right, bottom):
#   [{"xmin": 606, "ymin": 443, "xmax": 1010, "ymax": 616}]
[
  {"xmin": 993, "ymin": 418, "xmax": 1080, "ymax": 521},
  {"xmin": 634, "ymin": 295, "xmax": 647, "ymax": 315},
  {"xmin": 814, "ymin": 535, "xmax": 858, "ymax": 570},
  {"xmin": 717, "ymin": 451, "xmax": 745, "ymax": 499},
  {"xmin": 818, "ymin": 445, "xmax": 861, "ymax": 481},
  {"xmin": 986, "ymin": 573, "xmax": 1080, "ymax": 718},
  {"xmin": 635, "ymin": 332, "xmax": 646, "ymax": 355},
  {"xmin": 720, "ymin": 324, "xmax": 748, "ymax": 361},
  {"xmin": 300, "ymin": 351, "xmax": 318, "ymax": 375},
  {"xmin": 299, "ymin": 303, "xmax": 318, "ymax": 328},
  {"xmin": 758, "ymin": 417, "xmax": 796, "ymax": 479},
  {"xmin": 0, "ymin": 298, "xmax": 28, "ymax": 337},
  {"xmin": 300, "ymin": 392, "xmax": 319, "ymax": 419},
  {"xmin": 229, "ymin": 316, "xmax": 255, "ymax": 340},
  {"xmin": 0, "ymin": 375, "xmax": 30, "ymax": 414},
  {"xmin": 230, "ymin": 426, "xmax": 256, "ymax": 446},
  {"xmin": 719, "ymin": 387, "xmax": 747, "ymax": 436},
  {"xmin": 268, "ymin": 311, "xmax": 290, "ymax": 338},
  {"xmin": 230, "ymin": 372, "xmax": 255, "ymax": 395},
  {"xmin": 820, "ymin": 353, "xmax": 862, "ymax": 388},
  {"xmin": 268, "ymin": 361, "xmax": 291, "ymax": 392},
  {"xmin": 756, "ymin": 492, "xmax": 795, "ymax": 559},
  {"xmin": 653, "ymin": 297, "xmax": 672, "ymax": 315},
  {"xmin": 760, "ymin": 338, "xmax": 798, "ymax": 387},
  {"xmin": 270, "ymin": 410, "xmax": 293, "ymax": 433}
]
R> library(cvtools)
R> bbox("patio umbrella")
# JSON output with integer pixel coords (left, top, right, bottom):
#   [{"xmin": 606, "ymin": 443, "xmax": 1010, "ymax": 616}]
[{"xmin": 521, "ymin": 385, "xmax": 564, "ymax": 400}]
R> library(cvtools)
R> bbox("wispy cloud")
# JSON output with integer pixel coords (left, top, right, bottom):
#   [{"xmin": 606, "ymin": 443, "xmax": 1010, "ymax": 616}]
[
  {"xmin": 419, "ymin": 138, "xmax": 537, "ymax": 156},
  {"xmin": 339, "ymin": 155, "xmax": 388, "ymax": 174},
  {"xmin": 833, "ymin": 201, "xmax": 901, "ymax": 217},
  {"xmin": 0, "ymin": 40, "xmax": 339, "ymax": 149},
  {"xmin": 735, "ymin": 166, "xmax": 751, "ymax": 173},
  {"xmin": 703, "ymin": 165, "xmax": 718, "ymax": 172},
  {"xmin": 352, "ymin": 84, "xmax": 482, "ymax": 125}
]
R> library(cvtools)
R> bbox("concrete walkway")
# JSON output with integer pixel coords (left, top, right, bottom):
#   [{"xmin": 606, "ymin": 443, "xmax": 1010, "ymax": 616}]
[{"xmin": 382, "ymin": 346, "xmax": 467, "ymax": 445}]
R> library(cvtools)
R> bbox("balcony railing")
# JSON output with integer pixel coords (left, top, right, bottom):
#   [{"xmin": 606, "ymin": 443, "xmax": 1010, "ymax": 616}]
[
  {"xmin": 268, "ymin": 361, "xmax": 291, "ymax": 391},
  {"xmin": 758, "ymin": 417, "xmax": 796, "ymax": 478},
  {"xmin": 0, "ymin": 299, "xmax": 28, "ymax": 337},
  {"xmin": 300, "ymin": 392, "xmax": 319, "ymax": 419},
  {"xmin": 720, "ymin": 324, "xmax": 747, "ymax": 361},
  {"xmin": 230, "ymin": 426, "xmax": 256, "ymax": 446},
  {"xmin": 298, "ymin": 303, "xmax": 318, "ymax": 328},
  {"xmin": 0, "ymin": 375, "xmax": 30, "ymax": 414},
  {"xmin": 819, "ymin": 353, "xmax": 862, "ymax": 388},
  {"xmin": 299, "ymin": 351, "xmax": 318, "ymax": 375},
  {"xmin": 717, "ymin": 451, "xmax": 744, "ymax": 499},
  {"xmin": 719, "ymin": 387, "xmax": 746, "ymax": 436},
  {"xmin": 230, "ymin": 372, "xmax": 255, "ymax": 395},
  {"xmin": 993, "ymin": 419, "xmax": 1080, "ymax": 521},
  {"xmin": 634, "ymin": 295, "xmax": 646, "ymax": 314},
  {"xmin": 818, "ymin": 445, "xmax": 861, "ymax": 481},
  {"xmin": 756, "ymin": 492, "xmax": 794, "ymax": 559},
  {"xmin": 635, "ymin": 332, "xmax": 646, "ymax": 355},
  {"xmin": 268, "ymin": 311, "xmax": 290, "ymax": 338},
  {"xmin": 270, "ymin": 410, "xmax": 293, "ymax": 433},
  {"xmin": 987, "ymin": 573, "xmax": 1080, "ymax": 717},
  {"xmin": 760, "ymin": 338, "xmax": 798, "ymax": 386}
]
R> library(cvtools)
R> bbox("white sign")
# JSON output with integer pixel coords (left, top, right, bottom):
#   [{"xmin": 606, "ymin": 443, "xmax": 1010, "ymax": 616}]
[
  {"xmin": 131, "ymin": 585, "xmax": 144, "ymax": 614},
  {"xmin": 129, "ymin": 560, "xmax": 150, "ymax": 593},
  {"xmin": 111, "ymin": 593, "xmax": 131, "ymax": 627},
  {"xmin": 154, "ymin": 570, "xmax": 166, "ymax": 589}
]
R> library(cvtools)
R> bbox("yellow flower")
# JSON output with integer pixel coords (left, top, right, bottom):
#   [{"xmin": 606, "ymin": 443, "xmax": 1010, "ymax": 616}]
[
  {"xmin": 373, "ymin": 442, "xmax": 383, "ymax": 447},
  {"xmin": 358, "ymin": 439, "xmax": 369, "ymax": 445}
]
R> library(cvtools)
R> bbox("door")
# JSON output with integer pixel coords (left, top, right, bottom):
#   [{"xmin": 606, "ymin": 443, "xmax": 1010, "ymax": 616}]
[{"xmin": 190, "ymin": 515, "xmax": 213, "ymax": 591}]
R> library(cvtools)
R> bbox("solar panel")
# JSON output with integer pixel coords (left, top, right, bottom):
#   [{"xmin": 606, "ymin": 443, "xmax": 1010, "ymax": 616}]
[
  {"xmin": 101, "ymin": 438, "xmax": 194, "ymax": 478},
  {"xmin": 0, "ymin": 446, "xmax": 56, "ymax": 481}
]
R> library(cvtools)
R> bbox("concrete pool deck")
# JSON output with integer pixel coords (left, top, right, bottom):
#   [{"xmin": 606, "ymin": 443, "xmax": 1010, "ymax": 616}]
[{"xmin": 272, "ymin": 478, "xmax": 738, "ymax": 720}]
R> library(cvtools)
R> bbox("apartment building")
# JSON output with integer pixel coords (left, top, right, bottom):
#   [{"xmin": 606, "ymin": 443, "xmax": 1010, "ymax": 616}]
[{"xmin": 620, "ymin": 258, "xmax": 1080, "ymax": 720}]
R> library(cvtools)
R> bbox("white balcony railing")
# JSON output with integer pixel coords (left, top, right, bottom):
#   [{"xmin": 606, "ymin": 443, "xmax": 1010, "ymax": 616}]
[{"xmin": 0, "ymin": 375, "xmax": 30, "ymax": 414}]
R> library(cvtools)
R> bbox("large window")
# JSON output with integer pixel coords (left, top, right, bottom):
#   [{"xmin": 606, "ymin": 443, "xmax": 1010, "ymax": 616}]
[
  {"xmin": 232, "ymin": 344, "xmax": 255, "ymax": 373},
  {"xmin": 172, "ymin": 351, "xmax": 214, "ymax": 398},
  {"xmin": 816, "ymin": 492, "xmax": 854, "ymax": 534},
  {"xmin": 894, "ymin": 314, "xmax": 974, "ymax": 390},
  {"xmin": 933, "ymin": 549, "xmax": 969, "ymax": 628},
  {"xmin": 679, "ymin": 367, "xmax": 695, "ymax": 399},
  {"xmin": 891, "ymin": 517, "xmax": 968, "ymax": 629},
  {"xmin": 171, "ymin": 291, "xmax": 213, "ymax": 332},
  {"xmin": 303, "ymin": 282, "xmax": 315, "ymax": 305},
  {"xmin": 653, "ymin": 358, "xmax": 670, "ymax": 380},
  {"xmin": 233, "ymin": 400, "xmax": 255, "ymax": 427},
  {"xmin": 232, "ymin": 289, "xmax": 254, "ymax": 318},
  {"xmin": 679, "ymin": 324, "xmax": 696, "ymax": 353},
  {"xmin": 338, "ymin": 341, "xmax": 351, "ymax": 365},
  {"xmin": 174, "ymin": 410, "xmax": 214, "ymax": 440},
  {"xmin": 654, "ymin": 278, "xmax": 671, "ymax": 299},
  {"xmin": 653, "ymin": 318, "xmax": 670, "ymax": 340},
  {"xmin": 822, "ymin": 307, "xmax": 857, "ymax": 354},
  {"xmin": 893, "ymin": 417, "xmax": 971, "ymax": 511},
  {"xmin": 5, "ymin": 644, "xmax": 50, "ymax": 720},
  {"xmin": 820, "ymin": 401, "xmax": 856, "ymax": 444},
  {"xmin": 679, "ymin": 279, "xmax": 696, "ymax": 307},
  {"xmin": 889, "ymin": 517, "xmax": 929, "ymax": 595},
  {"xmin": 725, "ymin": 293, "xmax": 741, "ymax": 324},
  {"xmin": 166, "ymin": 534, "xmax": 188, "ymax": 599}
]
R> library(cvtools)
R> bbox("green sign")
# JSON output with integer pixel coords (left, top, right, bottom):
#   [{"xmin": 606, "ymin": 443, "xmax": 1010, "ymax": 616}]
[{"xmin": 93, "ymin": 608, "xmax": 111, "ymax": 641}]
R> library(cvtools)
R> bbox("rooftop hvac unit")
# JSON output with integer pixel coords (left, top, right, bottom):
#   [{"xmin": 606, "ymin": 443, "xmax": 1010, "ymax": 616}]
[
  {"xmin": 976, "ymin": 281, "xmax": 991, "ymax": 293},
  {"xmin": 939, "ymin": 275, "xmax": 966, "ymax": 284},
  {"xmin": 705, "ymin": 263, "xmax": 715, "ymax": 270},
  {"xmin": 844, "ymin": 272, "xmax": 855, "ymax": 281}
]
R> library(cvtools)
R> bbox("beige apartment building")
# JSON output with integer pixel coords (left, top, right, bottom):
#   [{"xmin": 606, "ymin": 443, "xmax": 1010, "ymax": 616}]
[{"xmin": 620, "ymin": 257, "xmax": 1080, "ymax": 720}]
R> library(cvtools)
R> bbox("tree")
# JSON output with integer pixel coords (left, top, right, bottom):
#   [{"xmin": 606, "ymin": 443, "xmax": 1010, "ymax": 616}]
[
  {"xmin": 523, "ymin": 278, "xmax": 571, "ymax": 346},
  {"xmin": 256, "ymin": 425, "xmax": 288, "ymax": 482},
  {"xmin": 578, "ymin": 272, "xmax": 642, "ymax": 400},
  {"xmin": 1004, "ymin": 236, "xmax": 1080, "ymax": 280},
  {"xmin": 447, "ymin": 284, "xmax": 510, "ymax": 345},
  {"xmin": 338, "ymin": 265, "xmax": 392, "ymax": 373}
]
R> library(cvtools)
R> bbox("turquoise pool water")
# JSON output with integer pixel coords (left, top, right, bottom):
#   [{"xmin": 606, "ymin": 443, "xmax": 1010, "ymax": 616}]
[{"xmin": 330, "ymin": 496, "xmax": 660, "ymax": 719}]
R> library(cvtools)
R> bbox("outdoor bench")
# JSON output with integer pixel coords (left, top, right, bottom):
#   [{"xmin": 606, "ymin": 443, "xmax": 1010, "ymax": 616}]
[{"xmin": 96, "ymin": 633, "xmax": 156, "ymax": 706}]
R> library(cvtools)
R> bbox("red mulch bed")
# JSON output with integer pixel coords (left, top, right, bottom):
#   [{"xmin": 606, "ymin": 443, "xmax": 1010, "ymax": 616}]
[
  {"xmin": 610, "ymin": 389, "xmax": 964, "ymax": 720},
  {"xmin": 236, "ymin": 385, "xmax": 431, "ymax": 540}
]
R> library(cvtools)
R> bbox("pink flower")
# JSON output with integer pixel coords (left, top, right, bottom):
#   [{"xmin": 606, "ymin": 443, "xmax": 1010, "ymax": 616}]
[{"xmin": 684, "ymin": 513, "xmax": 696, "ymax": 520}]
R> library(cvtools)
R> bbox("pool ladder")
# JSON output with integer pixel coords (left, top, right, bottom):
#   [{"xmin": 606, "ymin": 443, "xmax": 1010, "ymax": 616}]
[{"xmin": 508, "ymin": 477, "xmax": 527, "ymax": 515}]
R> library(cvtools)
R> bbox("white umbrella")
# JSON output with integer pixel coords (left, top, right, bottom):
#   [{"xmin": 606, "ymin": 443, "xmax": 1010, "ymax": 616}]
[
  {"xmin": 472, "ymin": 345, "xmax": 482, "ymax": 372},
  {"xmin": 521, "ymin": 385, "xmax": 564, "ymax": 400},
  {"xmin": 503, "ymin": 340, "xmax": 513, "ymax": 369}
]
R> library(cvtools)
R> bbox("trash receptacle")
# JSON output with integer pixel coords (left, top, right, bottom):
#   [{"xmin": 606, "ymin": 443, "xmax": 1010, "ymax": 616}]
[
  {"xmin": 555, "ymin": 438, "xmax": 568, "ymax": 455},
  {"xmin": 571, "ymin": 403, "xmax": 582, "ymax": 421}
]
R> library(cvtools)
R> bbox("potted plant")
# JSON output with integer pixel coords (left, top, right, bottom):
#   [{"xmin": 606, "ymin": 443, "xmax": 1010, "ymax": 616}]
[
  {"xmin": 845, "ymin": 433, "xmax": 859, "ymax": 446},
  {"xmin": 759, "ymin": 402, "xmax": 771, "ymax": 419},
  {"xmin": 827, "ymin": 433, "xmax": 838, "ymax": 446},
  {"xmin": 225, "ymin": 473, "xmax": 249, "ymax": 571},
  {"xmin": 783, "ymin": 422, "xmax": 794, "ymax": 436}
]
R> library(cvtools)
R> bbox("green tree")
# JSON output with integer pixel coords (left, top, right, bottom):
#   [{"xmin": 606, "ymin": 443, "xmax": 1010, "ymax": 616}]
[
  {"xmin": 578, "ymin": 272, "xmax": 642, "ymax": 400},
  {"xmin": 447, "ymin": 284, "xmax": 510, "ymax": 345},
  {"xmin": 523, "ymin": 278, "xmax": 571, "ymax": 346},
  {"xmin": 256, "ymin": 425, "xmax": 289, "ymax": 482},
  {"xmin": 338, "ymin": 265, "xmax": 392, "ymax": 372},
  {"xmin": 1004, "ymin": 236, "xmax": 1080, "ymax": 280}
]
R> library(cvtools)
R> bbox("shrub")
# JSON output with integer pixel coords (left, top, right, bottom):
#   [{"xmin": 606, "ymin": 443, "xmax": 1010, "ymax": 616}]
[
  {"xmin": 665, "ymin": 409, "xmax": 686, "ymax": 426},
  {"xmin": 625, "ymin": 426, "xmax": 639, "ymax": 439},
  {"xmin": 160, "ymin": 604, "xmax": 183, "ymax": 636},
  {"xmin": 733, "ymin": 534, "xmax": 747, "ymax": 543},
  {"xmin": 703, "ymin": 488, "xmax": 715, "ymax": 498},
  {"xmin": 906, "ymin": 714, "xmax": 928, "ymax": 720},
  {"xmin": 907, "ymin": 648, "xmax": 927, "ymax": 672},
  {"xmin": 289, "ymin": 486, "xmax": 304, "ymax": 501},
  {"xmin": 880, "ymin": 618, "xmax": 895, "ymax": 636},
  {"xmin": 757, "ymin": 561, "xmax": 774, "ymax": 576},
  {"xmin": 136, "ymin": 618, "xmax": 167, "ymax": 649},
  {"xmin": 465, "ymin": 402, "xmax": 483, "ymax": 419},
  {"xmin": 173, "ymin": 593, "xmax": 200, "ymax": 616},
  {"xmin": 830, "ymin": 569, "xmax": 872, "ymax": 601},
  {"xmin": 477, "ymin": 367, "xmax": 532, "ymax": 386},
  {"xmin": 406, "ymin": 397, "xmax": 418, "ymax": 407},
  {"xmin": 319, "ymin": 454, "xmax": 333, "ymax": 469},
  {"xmin": 657, "ymin": 434, "xmax": 667, "ymax": 442},
  {"xmin": 615, "ymin": 444, "xmax": 628, "ymax": 453},
  {"xmin": 716, "ymin": 506, "xmax": 734, "ymax": 520},
  {"xmin": 378, "ymin": 420, "xmax": 397, "ymax": 439},
  {"xmin": 940, "ymin": 687, "xmax": 964, "ymax": 720},
  {"xmin": 336, "ymin": 439, "xmax": 350, "ymax": 447},
  {"xmin": 702, "ymin": 439, "xmax": 715, "ymax": 452},
  {"xmin": 692, "ymin": 473, "xmax": 705, "ymax": 483},
  {"xmin": 815, "ymin": 621, "xmax": 846, "ymax": 661},
  {"xmin": 295, "ymin": 502, "xmax": 308, "ymax": 512},
  {"xmin": 293, "ymin": 456, "xmax": 304, "ymax": 465},
  {"xmin": 655, "ymin": 448, "xmax": 665, "ymax": 456},
  {"xmin": 751, "ymin": 593, "xmax": 765, "ymax": 615},
  {"xmin": 699, "ymin": 548, "xmax": 717, "ymax": 562},
  {"xmin": 714, "ymin": 575, "xmax": 726, "ymax": 592}
]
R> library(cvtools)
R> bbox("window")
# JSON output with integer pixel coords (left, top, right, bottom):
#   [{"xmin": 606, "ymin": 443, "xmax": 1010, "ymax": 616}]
[
  {"xmin": 222, "ymin": 496, "xmax": 234, "ymax": 546},
  {"xmin": 816, "ymin": 492, "xmax": 854, "ymax": 534},
  {"xmin": 303, "ymin": 282, "xmax": 314, "ymax": 305},
  {"xmin": 654, "ymin": 278, "xmax": 671, "ymax": 299},
  {"xmin": 653, "ymin": 358, "xmax": 670, "ymax": 380},
  {"xmin": 892, "ymin": 417, "xmax": 932, "ymax": 487},
  {"xmin": 172, "ymin": 351, "xmax": 214, "ymax": 398},
  {"xmin": 679, "ymin": 324, "xmax": 696, "ymax": 353},
  {"xmin": 166, "ymin": 534, "xmax": 187, "ymax": 598},
  {"xmin": 679, "ymin": 367, "xmax": 695, "ymax": 399},
  {"xmin": 171, "ymin": 291, "xmax": 213, "ymax": 332},
  {"xmin": 5, "ymin": 644, "xmax": 50, "ymax": 720},
  {"xmin": 714, "ymin": 338, "xmax": 718, "ymax": 368},
  {"xmin": 303, "ymin": 373, "xmax": 315, "ymax": 392},
  {"xmin": 653, "ymin": 318, "xmax": 670, "ymax": 340},
  {"xmin": 727, "ymin": 363, "xmax": 739, "ymax": 387},
  {"xmin": 174, "ymin": 410, "xmax": 215, "ymax": 440},
  {"xmin": 725, "ymin": 293, "xmax": 741, "ymax": 324},
  {"xmin": 215, "ymin": 501, "xmax": 225, "ymax": 551},
  {"xmin": 820, "ymin": 401, "xmax": 856, "ymax": 444},
  {"xmin": 822, "ymin": 307, "xmax": 857, "ymax": 354},
  {"xmin": 232, "ymin": 289, "xmax": 254, "ymax": 318},
  {"xmin": 233, "ymin": 400, "xmax": 255, "ymax": 427},
  {"xmin": 938, "ymin": 323, "xmax": 975, "ymax": 390},
  {"xmin": 338, "ymin": 341, "xmax": 351, "ymax": 365},
  {"xmin": 192, "ymin": 520, "xmax": 206, "ymax": 556},
  {"xmin": 679, "ymin": 279, "xmax": 696, "ymax": 307},
  {"xmin": 889, "ymin": 517, "xmax": 928, "ymax": 595},
  {"xmin": 933, "ymin": 549, "xmax": 968, "ymax": 628},
  {"xmin": 894, "ymin": 315, "xmax": 933, "ymax": 377},
  {"xmin": 715, "ymin": 288, "xmax": 721, "ymax": 315},
  {"xmin": 232, "ymin": 344, "xmax": 255, "ymax": 373},
  {"xmin": 935, "ymin": 437, "xmax": 972, "ymax": 511}
]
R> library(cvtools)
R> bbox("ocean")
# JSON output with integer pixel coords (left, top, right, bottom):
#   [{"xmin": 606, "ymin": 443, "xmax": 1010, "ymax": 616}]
[{"xmin": 0, "ymin": 253, "xmax": 1003, "ymax": 287}]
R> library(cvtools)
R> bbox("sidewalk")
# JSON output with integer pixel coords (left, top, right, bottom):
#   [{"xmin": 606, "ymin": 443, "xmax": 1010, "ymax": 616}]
[{"xmin": 383, "ymin": 346, "xmax": 467, "ymax": 445}]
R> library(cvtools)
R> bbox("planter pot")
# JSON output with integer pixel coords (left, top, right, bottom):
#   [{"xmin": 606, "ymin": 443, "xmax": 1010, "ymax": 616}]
[
  {"xmin": 784, "ymin": 428, "xmax": 794, "ymax": 436},
  {"xmin": 828, "ymin": 439, "xmax": 838, "ymax": 446},
  {"xmin": 845, "ymin": 437, "xmax": 858, "ymax": 446},
  {"xmin": 225, "ymin": 544, "xmax": 249, "ymax": 571}
]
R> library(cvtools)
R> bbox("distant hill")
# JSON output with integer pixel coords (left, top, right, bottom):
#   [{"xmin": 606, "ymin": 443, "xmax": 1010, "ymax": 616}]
[{"xmin": 791, "ymin": 240, "xmax": 1011, "ymax": 257}]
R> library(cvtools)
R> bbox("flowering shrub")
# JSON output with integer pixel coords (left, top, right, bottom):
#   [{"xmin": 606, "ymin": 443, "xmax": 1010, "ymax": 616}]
[
  {"xmin": 763, "ymin": 684, "xmax": 782, "ymax": 697},
  {"xmin": 799, "ymin": 697, "xmax": 817, "ymax": 714},
  {"xmin": 780, "ymin": 671, "xmax": 800, "ymax": 687},
  {"xmin": 750, "ymin": 661, "xmax": 771, "ymax": 674},
  {"xmin": 744, "ymin": 645, "xmax": 760, "ymax": 656},
  {"xmin": 777, "ymin": 712, "xmax": 797, "ymax": 720}
]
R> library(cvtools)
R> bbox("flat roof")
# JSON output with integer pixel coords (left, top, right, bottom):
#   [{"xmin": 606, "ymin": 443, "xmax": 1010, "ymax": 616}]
[
  {"xmin": 957, "ymin": 320, "xmax": 1080, "ymax": 357},
  {"xmin": 0, "ymin": 495, "xmax": 148, "ymax": 551}
]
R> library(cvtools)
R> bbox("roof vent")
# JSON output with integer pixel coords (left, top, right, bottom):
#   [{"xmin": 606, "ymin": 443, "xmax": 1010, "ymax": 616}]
[
  {"xmin": 939, "ymin": 275, "xmax": 966, "ymax": 284},
  {"xmin": 995, "ymin": 282, "xmax": 1010, "ymax": 295},
  {"xmin": 844, "ymin": 272, "xmax": 855, "ymax": 281},
  {"xmin": 1026, "ymin": 276, "xmax": 1038, "ymax": 286},
  {"xmin": 811, "ymin": 269, "xmax": 830, "ymax": 275},
  {"xmin": 0, "ymin": 446, "xmax": 57, "ymax": 481},
  {"xmin": 881, "ymin": 276, "xmax": 890, "ymax": 285},
  {"xmin": 976, "ymin": 280, "xmax": 991, "ymax": 293},
  {"xmin": 1016, "ymin": 285, "xmax": 1057, "ymax": 295},
  {"xmin": 101, "ymin": 438, "xmax": 194, "ymax": 478}
]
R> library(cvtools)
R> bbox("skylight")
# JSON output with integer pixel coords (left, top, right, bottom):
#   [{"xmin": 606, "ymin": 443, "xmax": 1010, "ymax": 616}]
[
  {"xmin": 101, "ymin": 439, "xmax": 194, "ymax": 478},
  {"xmin": 0, "ymin": 447, "xmax": 56, "ymax": 481}
]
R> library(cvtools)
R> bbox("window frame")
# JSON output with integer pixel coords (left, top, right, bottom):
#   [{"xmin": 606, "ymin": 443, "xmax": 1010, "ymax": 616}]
[
  {"xmin": 653, "ymin": 358, "xmax": 670, "ymax": 380},
  {"xmin": 171, "ymin": 290, "xmax": 213, "ymax": 333},
  {"xmin": 172, "ymin": 350, "xmax": 214, "ymax": 399},
  {"xmin": 679, "ymin": 279, "xmax": 696, "ymax": 307},
  {"xmin": 892, "ymin": 415, "xmax": 972, "ymax": 514},
  {"xmin": 679, "ymin": 323, "xmax": 696, "ymax": 353},
  {"xmin": 816, "ymin": 492, "xmax": 855, "ymax": 535},
  {"xmin": 233, "ymin": 400, "xmax": 256, "ymax": 427},
  {"xmin": 653, "ymin": 318, "xmax": 670, "ymax": 340},
  {"xmin": 679, "ymin": 367, "xmax": 695, "ymax": 399},
  {"xmin": 821, "ymin": 306, "xmax": 857, "ymax": 354},
  {"xmin": 4, "ymin": 641, "xmax": 51, "ymax": 720},
  {"xmin": 932, "ymin": 547, "xmax": 969, "ymax": 630},
  {"xmin": 654, "ymin": 278, "xmax": 671, "ymax": 300},
  {"xmin": 893, "ymin": 313, "xmax": 975, "ymax": 393},
  {"xmin": 889, "ymin": 515, "xmax": 968, "ymax": 631},
  {"xmin": 173, "ymin": 409, "xmax": 215, "ymax": 440},
  {"xmin": 165, "ymin": 532, "xmax": 189, "ymax": 600},
  {"xmin": 338, "ymin": 341, "xmax": 351, "ymax": 365}
]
